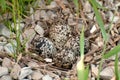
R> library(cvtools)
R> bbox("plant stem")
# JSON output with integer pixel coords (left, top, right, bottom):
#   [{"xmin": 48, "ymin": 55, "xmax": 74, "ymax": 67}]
[{"xmin": 97, "ymin": 41, "xmax": 107, "ymax": 80}]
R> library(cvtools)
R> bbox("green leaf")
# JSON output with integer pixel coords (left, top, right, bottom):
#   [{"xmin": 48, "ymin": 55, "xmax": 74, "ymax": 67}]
[
  {"xmin": 103, "ymin": 45, "xmax": 120, "ymax": 59},
  {"xmin": 89, "ymin": 0, "xmax": 107, "ymax": 41}
]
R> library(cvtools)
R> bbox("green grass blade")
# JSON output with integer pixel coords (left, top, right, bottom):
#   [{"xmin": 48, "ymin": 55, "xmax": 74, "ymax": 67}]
[
  {"xmin": 73, "ymin": 0, "xmax": 79, "ymax": 15},
  {"xmin": 47, "ymin": 0, "xmax": 52, "ymax": 5},
  {"xmin": 119, "ymin": 73, "xmax": 120, "ymax": 80},
  {"xmin": 77, "ymin": 26, "xmax": 89, "ymax": 80},
  {"xmin": 84, "ymin": 65, "xmax": 89, "ymax": 80},
  {"xmin": 77, "ymin": 59, "xmax": 85, "ymax": 80},
  {"xmin": 80, "ymin": 26, "xmax": 84, "ymax": 56},
  {"xmin": 115, "ymin": 54, "xmax": 120, "ymax": 80},
  {"xmin": 89, "ymin": 0, "xmax": 107, "ymax": 41},
  {"xmin": 73, "ymin": 0, "xmax": 79, "ymax": 9},
  {"xmin": 0, "ymin": 0, "xmax": 7, "ymax": 12},
  {"xmin": 77, "ymin": 26, "xmax": 85, "ymax": 80},
  {"xmin": 103, "ymin": 45, "xmax": 120, "ymax": 59},
  {"xmin": 91, "ymin": 0, "xmax": 106, "ymax": 10}
]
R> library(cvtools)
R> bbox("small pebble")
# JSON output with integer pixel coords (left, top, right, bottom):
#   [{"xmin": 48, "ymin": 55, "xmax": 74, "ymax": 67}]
[
  {"xmin": 19, "ymin": 67, "xmax": 33, "ymax": 80},
  {"xmin": 42, "ymin": 75, "xmax": 53, "ymax": 80},
  {"xmin": 0, "ymin": 75, "xmax": 12, "ymax": 80},
  {"xmin": 31, "ymin": 70, "xmax": 43, "ymax": 80},
  {"xmin": 0, "ymin": 67, "xmax": 8, "ymax": 77}
]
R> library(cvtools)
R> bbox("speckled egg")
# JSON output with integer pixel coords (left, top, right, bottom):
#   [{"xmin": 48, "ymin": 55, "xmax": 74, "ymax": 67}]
[
  {"xmin": 53, "ymin": 48, "xmax": 76, "ymax": 69},
  {"xmin": 49, "ymin": 24, "xmax": 71, "ymax": 51},
  {"xmin": 53, "ymin": 36, "xmax": 90, "ymax": 69},
  {"xmin": 33, "ymin": 37, "xmax": 56, "ymax": 58},
  {"xmin": 64, "ymin": 36, "xmax": 79, "ymax": 56},
  {"xmin": 64, "ymin": 36, "xmax": 90, "ymax": 56}
]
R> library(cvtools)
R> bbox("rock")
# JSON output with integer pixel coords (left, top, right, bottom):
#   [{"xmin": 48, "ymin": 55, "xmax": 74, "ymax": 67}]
[
  {"xmin": 4, "ymin": 40, "xmax": 17, "ymax": 54},
  {"xmin": 117, "ymin": 40, "xmax": 120, "ymax": 45},
  {"xmin": 104, "ymin": 0, "xmax": 115, "ymax": 10},
  {"xmin": 47, "ymin": 10, "xmax": 57, "ymax": 20},
  {"xmin": 30, "ymin": 7, "xmax": 34, "ymax": 22},
  {"xmin": 23, "ymin": 28, "xmax": 36, "ymax": 42},
  {"xmin": 84, "ymin": 55, "xmax": 93, "ymax": 62},
  {"xmin": 0, "ymin": 75, "xmax": 12, "ymax": 80},
  {"xmin": 34, "ymin": 0, "xmax": 46, "ymax": 8},
  {"xmin": 95, "ymin": 37, "xmax": 104, "ymax": 47},
  {"xmin": 86, "ymin": 12, "xmax": 94, "ymax": 20},
  {"xmin": 112, "ymin": 16, "xmax": 119, "ymax": 23},
  {"xmin": 34, "ymin": 10, "xmax": 40, "ymax": 21},
  {"xmin": 91, "ymin": 77, "xmax": 95, "ymax": 80},
  {"xmin": 91, "ymin": 64, "xmax": 99, "ymax": 78},
  {"xmin": 11, "ymin": 21, "xmax": 25, "ymax": 31},
  {"xmin": 0, "ymin": 58, "xmax": 2, "ymax": 63},
  {"xmin": 62, "ymin": 8, "xmax": 71, "ymax": 15},
  {"xmin": 42, "ymin": 75, "xmax": 53, "ymax": 80},
  {"xmin": 83, "ymin": 1, "xmax": 92, "ymax": 13},
  {"xmin": 2, "ymin": 57, "xmax": 13, "ymax": 70},
  {"xmin": 0, "ymin": 42, "xmax": 7, "ymax": 46},
  {"xmin": 0, "ymin": 45, "xmax": 4, "ymax": 52},
  {"xmin": 0, "ymin": 67, "xmax": 8, "ymax": 77},
  {"xmin": 96, "ymin": 0, "xmax": 103, "ymax": 6},
  {"xmin": 40, "ymin": 10, "xmax": 49, "ymax": 21},
  {"xmin": 0, "ymin": 36, "xmax": 7, "ymax": 42},
  {"xmin": 61, "ymin": 0, "xmax": 69, "ymax": 5},
  {"xmin": 108, "ymin": 11, "xmax": 119, "ymax": 23},
  {"xmin": 0, "ymin": 37, "xmax": 7, "ymax": 52},
  {"xmin": 90, "ymin": 25, "xmax": 97, "ymax": 33},
  {"xmin": 0, "ymin": 24, "xmax": 11, "ymax": 38},
  {"xmin": 115, "ymin": 3, "xmax": 120, "ymax": 11},
  {"xmin": 19, "ymin": 67, "xmax": 33, "ymax": 80},
  {"xmin": 118, "ymin": 27, "xmax": 120, "ymax": 34},
  {"xmin": 68, "ymin": 14, "xmax": 76, "ymax": 26},
  {"xmin": 19, "ymin": 79, "xmax": 30, "ymax": 80},
  {"xmin": 27, "ymin": 61, "xmax": 39, "ymax": 68},
  {"xmin": 19, "ymin": 34, "xmax": 23, "ymax": 43},
  {"xmin": 77, "ymin": 19, "xmax": 88, "ymax": 32},
  {"xmin": 31, "ymin": 70, "xmax": 43, "ymax": 80},
  {"xmin": 100, "ymin": 66, "xmax": 114, "ymax": 80},
  {"xmin": 34, "ymin": 24, "xmax": 44, "ymax": 37},
  {"xmin": 10, "ymin": 63, "xmax": 21, "ymax": 79},
  {"xmin": 44, "ymin": 58, "xmax": 52, "ymax": 63},
  {"xmin": 23, "ymin": 28, "xmax": 36, "ymax": 52},
  {"xmin": 46, "ymin": 1, "xmax": 58, "ymax": 9},
  {"xmin": 33, "ymin": 37, "xmax": 56, "ymax": 58}
]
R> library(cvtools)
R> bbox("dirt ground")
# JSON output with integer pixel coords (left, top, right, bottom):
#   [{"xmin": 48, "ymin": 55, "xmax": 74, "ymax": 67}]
[{"xmin": 0, "ymin": 0, "xmax": 120, "ymax": 80}]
